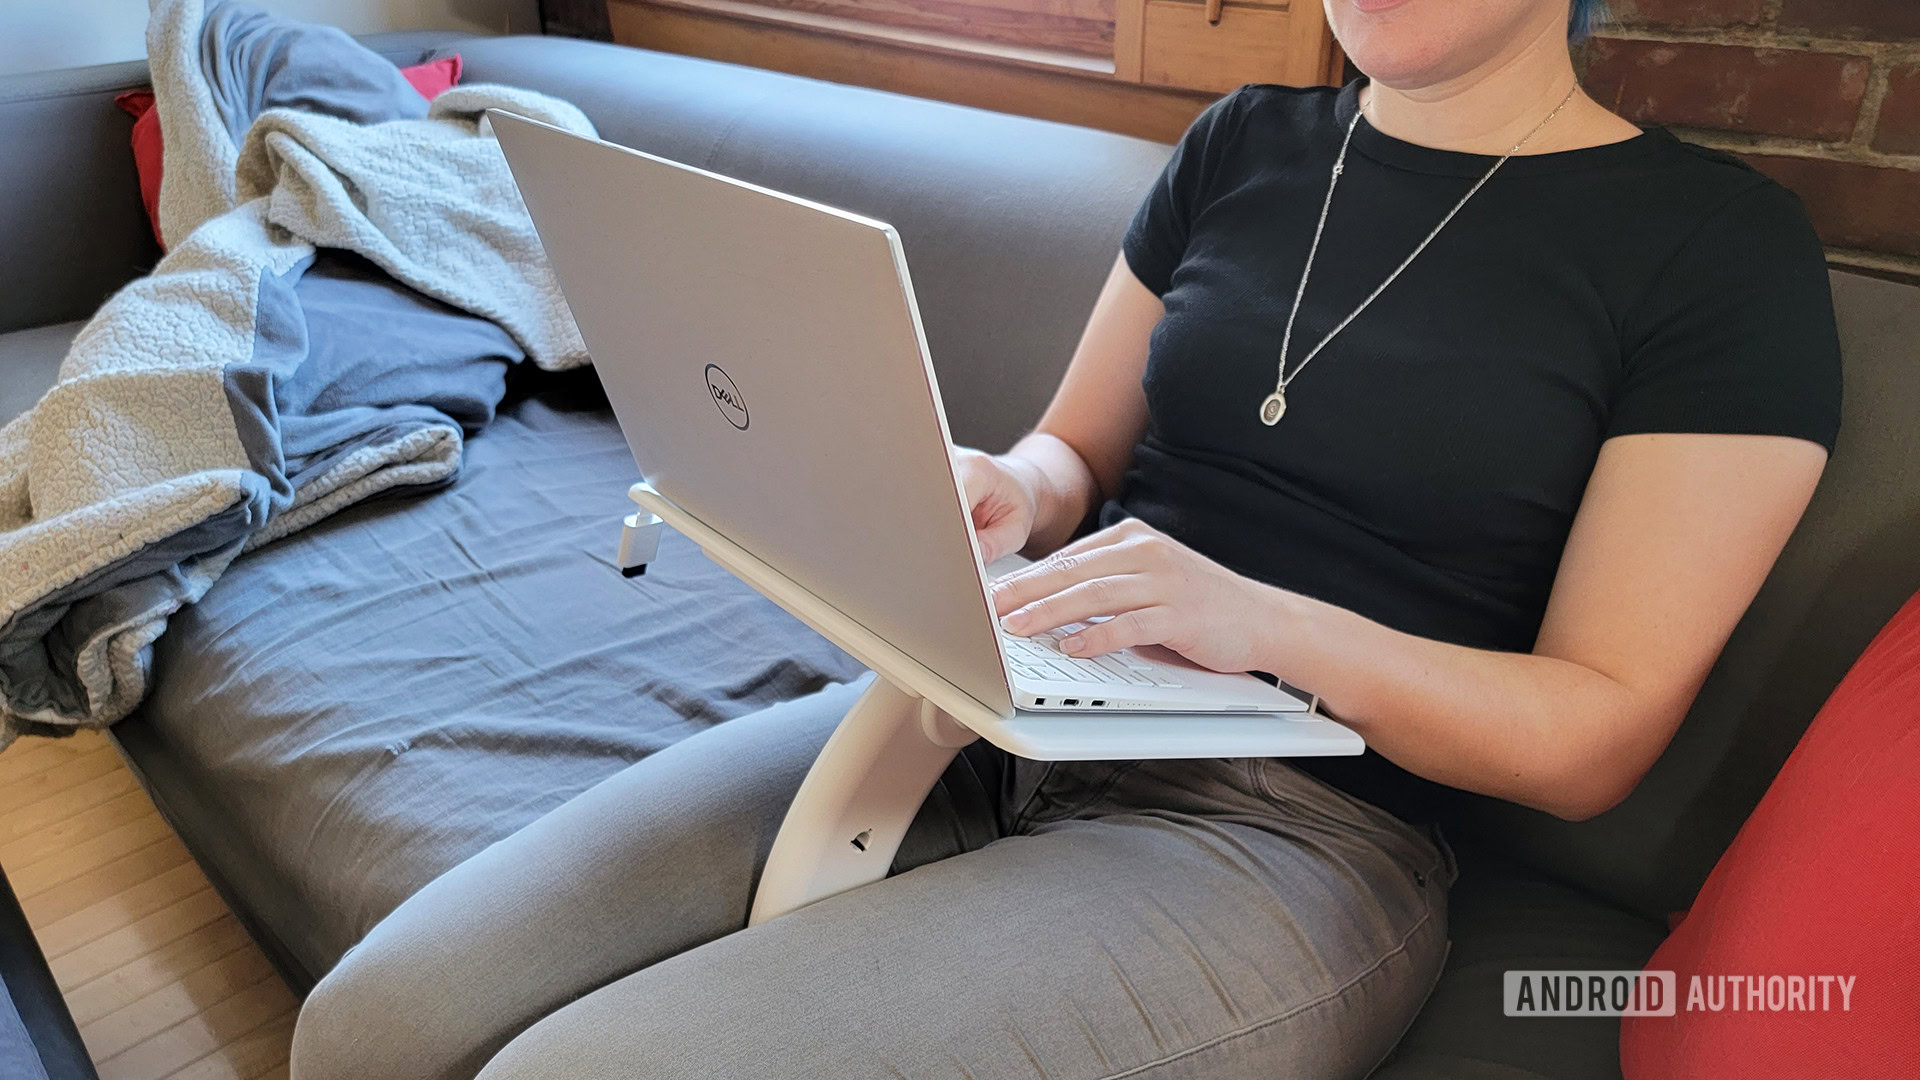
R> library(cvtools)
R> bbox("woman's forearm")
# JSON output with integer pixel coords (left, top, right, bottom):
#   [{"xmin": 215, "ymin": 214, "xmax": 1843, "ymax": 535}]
[
  {"xmin": 1001, "ymin": 433, "xmax": 1101, "ymax": 557},
  {"xmin": 1256, "ymin": 587, "xmax": 1659, "ymax": 821}
]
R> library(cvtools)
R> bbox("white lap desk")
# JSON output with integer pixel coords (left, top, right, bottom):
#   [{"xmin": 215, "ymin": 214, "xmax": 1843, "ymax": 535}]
[{"xmin": 623, "ymin": 483, "xmax": 1365, "ymax": 925}]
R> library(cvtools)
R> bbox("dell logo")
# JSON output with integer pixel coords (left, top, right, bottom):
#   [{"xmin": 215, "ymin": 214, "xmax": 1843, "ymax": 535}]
[{"xmin": 703, "ymin": 364, "xmax": 749, "ymax": 430}]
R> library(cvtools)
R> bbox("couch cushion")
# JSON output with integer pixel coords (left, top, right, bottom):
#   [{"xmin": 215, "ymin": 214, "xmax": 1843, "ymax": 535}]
[
  {"xmin": 0, "ymin": 321, "xmax": 80, "ymax": 426},
  {"xmin": 1438, "ymin": 269, "xmax": 1920, "ymax": 921},
  {"xmin": 1375, "ymin": 844, "xmax": 1667, "ymax": 1080},
  {"xmin": 121, "ymin": 371, "xmax": 866, "ymax": 986}
]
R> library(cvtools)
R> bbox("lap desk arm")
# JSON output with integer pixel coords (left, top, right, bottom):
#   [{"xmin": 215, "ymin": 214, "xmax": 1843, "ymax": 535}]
[{"xmin": 621, "ymin": 483, "xmax": 1363, "ymax": 925}]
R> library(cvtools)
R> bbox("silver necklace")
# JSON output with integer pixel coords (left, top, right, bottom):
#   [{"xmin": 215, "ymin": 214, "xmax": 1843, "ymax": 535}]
[{"xmin": 1258, "ymin": 84, "xmax": 1581, "ymax": 426}]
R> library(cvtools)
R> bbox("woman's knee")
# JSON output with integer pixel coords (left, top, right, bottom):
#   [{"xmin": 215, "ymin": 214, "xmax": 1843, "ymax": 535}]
[
  {"xmin": 290, "ymin": 949, "xmax": 405, "ymax": 1080},
  {"xmin": 291, "ymin": 939, "xmax": 493, "ymax": 1080},
  {"xmin": 470, "ymin": 995, "xmax": 668, "ymax": 1080}
]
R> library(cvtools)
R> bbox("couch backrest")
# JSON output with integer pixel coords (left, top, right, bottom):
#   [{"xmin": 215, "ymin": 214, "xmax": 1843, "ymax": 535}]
[
  {"xmin": 0, "ymin": 58, "xmax": 161, "ymax": 335},
  {"xmin": 1456, "ymin": 270, "xmax": 1920, "ymax": 919},
  {"xmin": 0, "ymin": 31, "xmax": 473, "ymax": 337}
]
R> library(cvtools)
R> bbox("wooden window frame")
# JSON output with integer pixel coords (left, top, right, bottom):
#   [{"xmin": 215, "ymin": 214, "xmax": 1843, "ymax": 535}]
[{"xmin": 604, "ymin": 0, "xmax": 1343, "ymax": 142}]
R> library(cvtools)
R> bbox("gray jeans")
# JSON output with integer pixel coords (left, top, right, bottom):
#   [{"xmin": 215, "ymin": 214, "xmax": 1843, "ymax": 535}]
[{"xmin": 290, "ymin": 676, "xmax": 1455, "ymax": 1080}]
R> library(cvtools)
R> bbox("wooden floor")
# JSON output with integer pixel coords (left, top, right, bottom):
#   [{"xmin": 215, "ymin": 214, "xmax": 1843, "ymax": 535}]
[{"xmin": 1, "ymin": 729, "xmax": 296, "ymax": 1080}]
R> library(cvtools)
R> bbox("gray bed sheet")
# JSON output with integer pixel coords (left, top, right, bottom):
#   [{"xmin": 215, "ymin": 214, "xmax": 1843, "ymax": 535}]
[{"xmin": 127, "ymin": 370, "xmax": 865, "ymax": 983}]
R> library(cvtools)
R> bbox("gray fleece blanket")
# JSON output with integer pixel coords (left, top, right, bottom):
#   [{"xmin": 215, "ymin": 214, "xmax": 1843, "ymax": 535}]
[{"xmin": 0, "ymin": 0, "xmax": 595, "ymax": 745}]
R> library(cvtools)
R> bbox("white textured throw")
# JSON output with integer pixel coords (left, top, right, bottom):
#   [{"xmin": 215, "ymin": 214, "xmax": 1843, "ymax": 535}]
[{"xmin": 0, "ymin": 0, "xmax": 595, "ymax": 745}]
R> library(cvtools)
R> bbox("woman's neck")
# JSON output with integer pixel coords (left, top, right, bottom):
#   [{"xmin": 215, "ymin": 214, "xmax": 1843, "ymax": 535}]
[{"xmin": 1359, "ymin": 16, "xmax": 1639, "ymax": 156}]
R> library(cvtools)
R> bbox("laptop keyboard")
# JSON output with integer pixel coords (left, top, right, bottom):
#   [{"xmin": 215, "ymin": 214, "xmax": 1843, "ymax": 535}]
[{"xmin": 1000, "ymin": 626, "xmax": 1186, "ymax": 689}]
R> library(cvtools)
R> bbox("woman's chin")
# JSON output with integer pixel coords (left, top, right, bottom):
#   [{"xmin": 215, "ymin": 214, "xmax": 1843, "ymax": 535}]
[
  {"xmin": 1327, "ymin": 0, "xmax": 1559, "ymax": 90},
  {"xmin": 1336, "ymin": 46, "xmax": 1457, "ymax": 90},
  {"xmin": 1328, "ymin": 20, "xmax": 1467, "ymax": 86}
]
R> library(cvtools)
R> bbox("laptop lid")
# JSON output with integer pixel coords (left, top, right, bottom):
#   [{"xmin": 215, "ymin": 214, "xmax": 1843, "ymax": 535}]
[{"xmin": 492, "ymin": 111, "xmax": 1015, "ymax": 718}]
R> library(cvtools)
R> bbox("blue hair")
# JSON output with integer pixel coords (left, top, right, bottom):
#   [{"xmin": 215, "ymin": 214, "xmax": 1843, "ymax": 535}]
[{"xmin": 1569, "ymin": 0, "xmax": 1605, "ymax": 40}]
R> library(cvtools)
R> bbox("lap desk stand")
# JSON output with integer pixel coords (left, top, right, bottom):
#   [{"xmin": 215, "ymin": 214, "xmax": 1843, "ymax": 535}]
[{"xmin": 618, "ymin": 482, "xmax": 1365, "ymax": 927}]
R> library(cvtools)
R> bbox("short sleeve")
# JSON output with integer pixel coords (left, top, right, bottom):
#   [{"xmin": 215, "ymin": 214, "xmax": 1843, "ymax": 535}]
[
  {"xmin": 1121, "ymin": 90, "xmax": 1248, "ymax": 297},
  {"xmin": 1608, "ymin": 180, "xmax": 1842, "ymax": 450}
]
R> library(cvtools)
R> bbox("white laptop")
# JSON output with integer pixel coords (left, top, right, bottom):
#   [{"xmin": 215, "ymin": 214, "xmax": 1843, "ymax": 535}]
[{"xmin": 490, "ymin": 111, "xmax": 1319, "ymax": 722}]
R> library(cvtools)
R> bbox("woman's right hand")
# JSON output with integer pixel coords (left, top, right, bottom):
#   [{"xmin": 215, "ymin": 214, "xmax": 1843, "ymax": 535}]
[{"xmin": 953, "ymin": 447, "xmax": 1040, "ymax": 565}]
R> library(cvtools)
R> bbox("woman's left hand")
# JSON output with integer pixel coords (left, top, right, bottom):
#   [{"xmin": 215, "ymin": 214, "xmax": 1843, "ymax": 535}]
[{"xmin": 991, "ymin": 518, "xmax": 1284, "ymax": 674}]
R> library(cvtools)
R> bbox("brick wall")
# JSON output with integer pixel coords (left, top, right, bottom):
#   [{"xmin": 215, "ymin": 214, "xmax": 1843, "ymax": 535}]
[{"xmin": 1581, "ymin": 0, "xmax": 1920, "ymax": 280}]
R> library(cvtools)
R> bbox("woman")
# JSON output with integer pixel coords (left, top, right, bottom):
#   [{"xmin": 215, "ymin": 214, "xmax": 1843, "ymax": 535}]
[{"xmin": 292, "ymin": 0, "xmax": 1841, "ymax": 1076}]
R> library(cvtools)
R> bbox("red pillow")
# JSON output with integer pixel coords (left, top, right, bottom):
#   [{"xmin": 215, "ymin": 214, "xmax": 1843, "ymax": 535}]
[
  {"xmin": 116, "ymin": 89, "xmax": 166, "ymax": 247},
  {"xmin": 1621, "ymin": 590, "xmax": 1920, "ymax": 1078},
  {"xmin": 398, "ymin": 53, "xmax": 463, "ymax": 102},
  {"xmin": 114, "ymin": 55, "xmax": 463, "ymax": 250}
]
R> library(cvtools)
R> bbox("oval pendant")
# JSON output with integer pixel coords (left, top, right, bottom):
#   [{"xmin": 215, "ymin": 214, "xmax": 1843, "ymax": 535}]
[{"xmin": 1258, "ymin": 391, "xmax": 1287, "ymax": 426}]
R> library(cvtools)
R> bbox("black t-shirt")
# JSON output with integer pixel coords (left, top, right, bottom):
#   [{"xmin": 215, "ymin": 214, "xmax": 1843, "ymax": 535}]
[{"xmin": 1106, "ymin": 81, "xmax": 1842, "ymax": 817}]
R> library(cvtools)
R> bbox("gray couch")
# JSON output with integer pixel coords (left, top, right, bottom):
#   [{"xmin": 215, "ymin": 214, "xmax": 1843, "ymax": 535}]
[
  {"xmin": 2, "ymin": 32, "xmax": 1916, "ymax": 1080},
  {"xmin": 1, "ymin": 868, "xmax": 96, "ymax": 1080}
]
